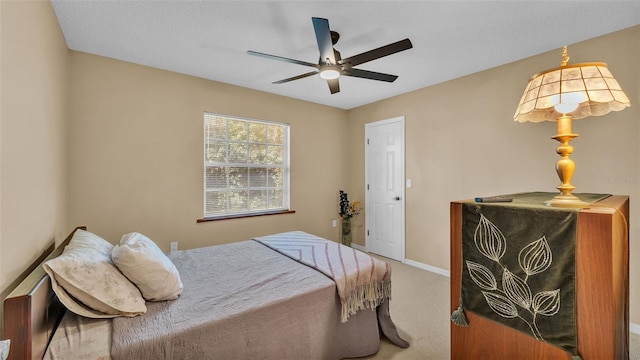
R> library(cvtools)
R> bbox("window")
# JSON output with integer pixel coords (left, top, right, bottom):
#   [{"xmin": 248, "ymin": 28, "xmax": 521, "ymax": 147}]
[{"xmin": 203, "ymin": 113, "xmax": 290, "ymax": 219}]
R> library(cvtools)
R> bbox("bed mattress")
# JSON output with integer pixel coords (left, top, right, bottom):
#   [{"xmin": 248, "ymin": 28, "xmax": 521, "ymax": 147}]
[{"xmin": 46, "ymin": 239, "xmax": 389, "ymax": 359}]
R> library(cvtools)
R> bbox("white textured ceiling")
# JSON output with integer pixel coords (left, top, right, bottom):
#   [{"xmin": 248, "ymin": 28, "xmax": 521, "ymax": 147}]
[{"xmin": 50, "ymin": 0, "xmax": 640, "ymax": 110}]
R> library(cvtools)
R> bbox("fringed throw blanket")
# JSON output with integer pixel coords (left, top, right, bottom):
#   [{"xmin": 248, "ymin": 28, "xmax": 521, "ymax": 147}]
[{"xmin": 253, "ymin": 231, "xmax": 391, "ymax": 323}]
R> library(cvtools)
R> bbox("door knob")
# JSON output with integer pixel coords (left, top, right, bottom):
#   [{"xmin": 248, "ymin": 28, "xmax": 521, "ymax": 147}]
[{"xmin": 394, "ymin": 196, "xmax": 401, "ymax": 201}]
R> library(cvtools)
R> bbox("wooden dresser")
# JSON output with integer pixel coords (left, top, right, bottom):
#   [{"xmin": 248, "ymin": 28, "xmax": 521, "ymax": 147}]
[{"xmin": 450, "ymin": 195, "xmax": 629, "ymax": 359}]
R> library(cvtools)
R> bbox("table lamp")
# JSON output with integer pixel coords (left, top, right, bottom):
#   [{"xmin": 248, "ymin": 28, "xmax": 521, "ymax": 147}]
[{"xmin": 513, "ymin": 46, "xmax": 631, "ymax": 207}]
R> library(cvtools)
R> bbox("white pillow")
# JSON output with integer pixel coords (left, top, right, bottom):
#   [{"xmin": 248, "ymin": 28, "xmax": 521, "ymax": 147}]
[
  {"xmin": 111, "ymin": 232, "xmax": 183, "ymax": 301},
  {"xmin": 43, "ymin": 229, "xmax": 147, "ymax": 318}
]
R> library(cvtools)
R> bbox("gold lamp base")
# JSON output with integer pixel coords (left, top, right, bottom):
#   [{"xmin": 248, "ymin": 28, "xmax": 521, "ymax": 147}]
[
  {"xmin": 545, "ymin": 114, "xmax": 590, "ymax": 209},
  {"xmin": 545, "ymin": 193, "xmax": 589, "ymax": 208}
]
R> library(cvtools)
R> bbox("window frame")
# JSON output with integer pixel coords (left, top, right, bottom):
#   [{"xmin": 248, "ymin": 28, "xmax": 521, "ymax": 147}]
[{"xmin": 201, "ymin": 112, "xmax": 291, "ymax": 220}]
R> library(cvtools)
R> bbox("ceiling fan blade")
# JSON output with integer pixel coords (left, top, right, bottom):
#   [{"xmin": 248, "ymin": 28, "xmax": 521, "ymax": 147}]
[
  {"xmin": 342, "ymin": 68, "xmax": 398, "ymax": 82},
  {"xmin": 312, "ymin": 17, "xmax": 336, "ymax": 65},
  {"xmin": 273, "ymin": 71, "xmax": 319, "ymax": 84},
  {"xmin": 247, "ymin": 50, "xmax": 319, "ymax": 68},
  {"xmin": 339, "ymin": 38, "xmax": 413, "ymax": 67},
  {"xmin": 327, "ymin": 78, "xmax": 340, "ymax": 94}
]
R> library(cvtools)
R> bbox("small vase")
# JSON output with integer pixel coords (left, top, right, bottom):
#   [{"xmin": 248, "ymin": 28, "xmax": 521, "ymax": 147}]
[{"xmin": 341, "ymin": 217, "xmax": 352, "ymax": 247}]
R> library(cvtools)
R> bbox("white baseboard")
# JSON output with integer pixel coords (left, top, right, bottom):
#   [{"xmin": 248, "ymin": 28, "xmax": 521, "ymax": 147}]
[
  {"xmin": 351, "ymin": 243, "xmax": 366, "ymax": 252},
  {"xmin": 631, "ymin": 322, "xmax": 640, "ymax": 335},
  {"xmin": 352, "ymin": 244, "xmax": 450, "ymax": 277},
  {"xmin": 404, "ymin": 259, "xmax": 450, "ymax": 278}
]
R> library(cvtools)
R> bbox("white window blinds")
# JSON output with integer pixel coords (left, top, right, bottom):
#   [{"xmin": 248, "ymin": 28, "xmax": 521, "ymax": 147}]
[{"xmin": 203, "ymin": 113, "xmax": 290, "ymax": 218}]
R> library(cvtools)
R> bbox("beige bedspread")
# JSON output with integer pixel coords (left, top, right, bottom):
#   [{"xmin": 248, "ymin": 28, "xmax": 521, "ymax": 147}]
[
  {"xmin": 111, "ymin": 239, "xmax": 403, "ymax": 359},
  {"xmin": 44, "ymin": 311, "xmax": 112, "ymax": 360}
]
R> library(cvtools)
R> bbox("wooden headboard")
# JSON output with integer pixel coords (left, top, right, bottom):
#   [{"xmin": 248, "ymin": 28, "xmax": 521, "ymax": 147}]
[{"xmin": 3, "ymin": 226, "xmax": 85, "ymax": 360}]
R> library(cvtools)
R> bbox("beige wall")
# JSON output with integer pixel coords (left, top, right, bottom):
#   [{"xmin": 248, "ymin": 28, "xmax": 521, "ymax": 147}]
[
  {"xmin": 347, "ymin": 25, "xmax": 640, "ymax": 324},
  {"xmin": 67, "ymin": 51, "xmax": 349, "ymax": 251},
  {"xmin": 0, "ymin": 0, "xmax": 69, "ymax": 335}
]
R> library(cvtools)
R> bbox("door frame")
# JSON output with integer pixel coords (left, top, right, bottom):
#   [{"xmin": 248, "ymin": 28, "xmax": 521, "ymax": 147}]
[{"xmin": 364, "ymin": 116, "xmax": 406, "ymax": 262}]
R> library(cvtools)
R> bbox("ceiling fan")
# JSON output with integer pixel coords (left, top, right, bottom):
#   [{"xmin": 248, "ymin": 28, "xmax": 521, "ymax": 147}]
[{"xmin": 247, "ymin": 17, "xmax": 413, "ymax": 94}]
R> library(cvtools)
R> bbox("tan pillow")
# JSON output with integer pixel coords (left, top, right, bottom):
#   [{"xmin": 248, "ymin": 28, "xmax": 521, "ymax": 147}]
[
  {"xmin": 112, "ymin": 232, "xmax": 183, "ymax": 301},
  {"xmin": 43, "ymin": 229, "xmax": 146, "ymax": 318}
]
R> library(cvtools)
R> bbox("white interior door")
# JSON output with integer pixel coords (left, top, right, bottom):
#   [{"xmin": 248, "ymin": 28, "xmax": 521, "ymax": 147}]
[{"xmin": 365, "ymin": 116, "xmax": 405, "ymax": 262}]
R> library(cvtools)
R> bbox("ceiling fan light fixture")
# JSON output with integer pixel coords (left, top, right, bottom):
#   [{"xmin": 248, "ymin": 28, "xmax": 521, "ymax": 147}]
[{"xmin": 320, "ymin": 65, "xmax": 341, "ymax": 80}]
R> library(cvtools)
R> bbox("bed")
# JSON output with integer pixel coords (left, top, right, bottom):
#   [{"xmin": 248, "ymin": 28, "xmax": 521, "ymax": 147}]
[{"xmin": 3, "ymin": 227, "xmax": 408, "ymax": 359}]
